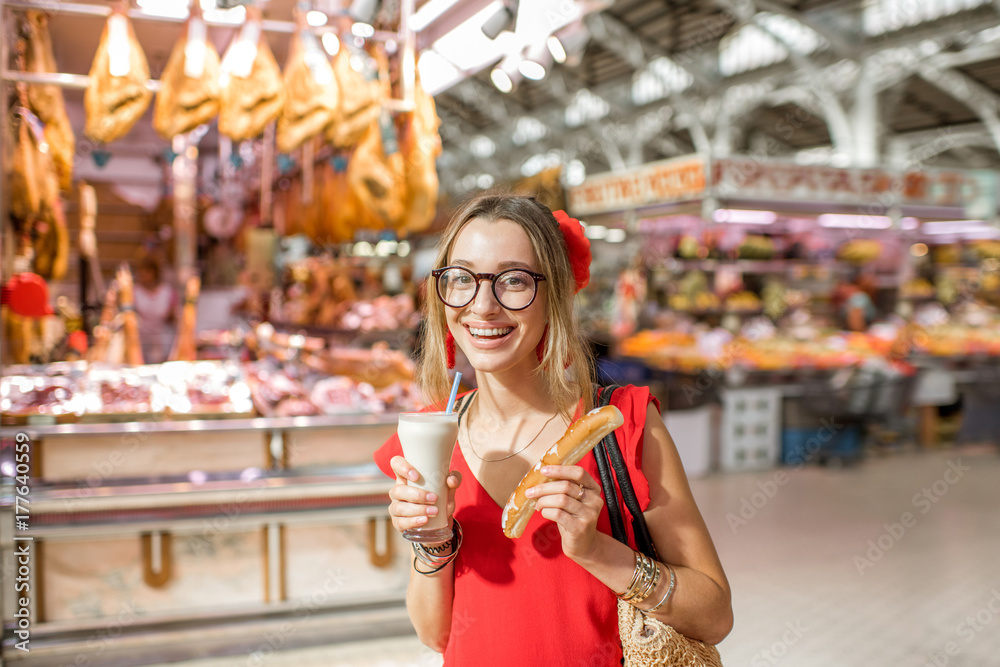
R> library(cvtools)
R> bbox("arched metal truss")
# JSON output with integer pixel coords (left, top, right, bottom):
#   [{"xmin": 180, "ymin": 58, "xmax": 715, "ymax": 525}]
[{"xmin": 433, "ymin": 0, "xmax": 1000, "ymax": 196}]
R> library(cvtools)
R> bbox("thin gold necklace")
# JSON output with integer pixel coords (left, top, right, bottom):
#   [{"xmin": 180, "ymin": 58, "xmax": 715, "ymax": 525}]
[{"xmin": 465, "ymin": 393, "xmax": 560, "ymax": 462}]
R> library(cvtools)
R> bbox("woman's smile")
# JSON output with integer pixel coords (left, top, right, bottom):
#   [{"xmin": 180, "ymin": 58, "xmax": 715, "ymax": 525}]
[{"xmin": 465, "ymin": 324, "xmax": 515, "ymax": 340}]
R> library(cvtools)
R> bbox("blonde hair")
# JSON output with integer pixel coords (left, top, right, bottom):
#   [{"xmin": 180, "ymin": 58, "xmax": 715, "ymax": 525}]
[{"xmin": 417, "ymin": 193, "xmax": 594, "ymax": 416}]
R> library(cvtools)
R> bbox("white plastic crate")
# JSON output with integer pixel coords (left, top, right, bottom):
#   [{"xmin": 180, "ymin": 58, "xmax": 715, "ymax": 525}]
[
  {"xmin": 720, "ymin": 387, "xmax": 781, "ymax": 471},
  {"xmin": 663, "ymin": 405, "xmax": 716, "ymax": 478}
]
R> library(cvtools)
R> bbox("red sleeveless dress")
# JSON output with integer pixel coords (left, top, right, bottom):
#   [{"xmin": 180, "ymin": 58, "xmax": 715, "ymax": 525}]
[{"xmin": 374, "ymin": 385, "xmax": 659, "ymax": 666}]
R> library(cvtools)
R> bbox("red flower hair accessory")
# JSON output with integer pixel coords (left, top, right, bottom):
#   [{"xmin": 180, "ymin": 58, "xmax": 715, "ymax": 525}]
[{"xmin": 553, "ymin": 210, "xmax": 590, "ymax": 293}]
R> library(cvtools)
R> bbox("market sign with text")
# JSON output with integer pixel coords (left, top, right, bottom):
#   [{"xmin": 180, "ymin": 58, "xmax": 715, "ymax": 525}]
[
  {"xmin": 711, "ymin": 157, "xmax": 997, "ymax": 219},
  {"xmin": 567, "ymin": 156, "xmax": 707, "ymax": 216}
]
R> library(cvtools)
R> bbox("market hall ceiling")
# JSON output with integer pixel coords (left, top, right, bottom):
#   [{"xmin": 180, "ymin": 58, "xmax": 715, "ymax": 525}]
[
  {"xmin": 430, "ymin": 0, "xmax": 1000, "ymax": 193},
  {"xmin": 10, "ymin": 0, "xmax": 1000, "ymax": 197}
]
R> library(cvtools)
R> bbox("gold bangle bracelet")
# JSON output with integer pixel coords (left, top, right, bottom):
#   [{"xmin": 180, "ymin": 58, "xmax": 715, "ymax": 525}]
[
  {"xmin": 628, "ymin": 556, "xmax": 660, "ymax": 604},
  {"xmin": 646, "ymin": 563, "xmax": 676, "ymax": 612},
  {"xmin": 618, "ymin": 551, "xmax": 643, "ymax": 599},
  {"xmin": 634, "ymin": 561, "xmax": 661, "ymax": 604},
  {"xmin": 621, "ymin": 552, "xmax": 658, "ymax": 602}
]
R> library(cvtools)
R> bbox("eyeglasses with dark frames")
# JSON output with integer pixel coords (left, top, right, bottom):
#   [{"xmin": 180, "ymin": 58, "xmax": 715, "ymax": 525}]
[{"xmin": 431, "ymin": 266, "xmax": 547, "ymax": 311}]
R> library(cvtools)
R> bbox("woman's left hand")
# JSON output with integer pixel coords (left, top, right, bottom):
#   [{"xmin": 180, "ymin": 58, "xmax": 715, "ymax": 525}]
[{"xmin": 525, "ymin": 464, "xmax": 604, "ymax": 561}]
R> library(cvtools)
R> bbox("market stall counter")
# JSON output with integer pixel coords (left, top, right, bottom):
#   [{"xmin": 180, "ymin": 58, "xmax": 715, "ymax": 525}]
[{"xmin": 0, "ymin": 404, "xmax": 410, "ymax": 664}]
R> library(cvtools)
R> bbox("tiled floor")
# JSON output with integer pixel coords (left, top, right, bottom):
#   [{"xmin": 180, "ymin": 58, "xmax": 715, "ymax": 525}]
[{"xmin": 147, "ymin": 444, "xmax": 1000, "ymax": 667}]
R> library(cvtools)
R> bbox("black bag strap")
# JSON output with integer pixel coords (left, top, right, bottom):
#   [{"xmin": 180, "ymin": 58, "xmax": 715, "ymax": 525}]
[
  {"xmin": 593, "ymin": 384, "xmax": 627, "ymax": 545},
  {"xmin": 456, "ymin": 389, "xmax": 477, "ymax": 425},
  {"xmin": 593, "ymin": 384, "xmax": 662, "ymax": 562}
]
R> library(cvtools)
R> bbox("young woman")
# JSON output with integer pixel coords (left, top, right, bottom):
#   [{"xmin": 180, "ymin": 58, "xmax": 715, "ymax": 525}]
[{"xmin": 374, "ymin": 194, "xmax": 732, "ymax": 664}]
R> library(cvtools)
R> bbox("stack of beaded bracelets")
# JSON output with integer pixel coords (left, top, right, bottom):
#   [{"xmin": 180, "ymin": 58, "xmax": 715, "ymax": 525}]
[
  {"xmin": 618, "ymin": 550, "xmax": 677, "ymax": 612},
  {"xmin": 412, "ymin": 519, "xmax": 463, "ymax": 575}
]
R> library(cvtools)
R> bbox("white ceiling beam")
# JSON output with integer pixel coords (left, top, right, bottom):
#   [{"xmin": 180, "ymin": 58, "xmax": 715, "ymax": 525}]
[
  {"xmin": 738, "ymin": 6, "xmax": 855, "ymax": 160},
  {"xmin": 753, "ymin": 0, "xmax": 855, "ymax": 60},
  {"xmin": 583, "ymin": 11, "xmax": 717, "ymax": 91},
  {"xmin": 916, "ymin": 63, "xmax": 1000, "ymax": 155},
  {"xmin": 858, "ymin": 5, "xmax": 1000, "ymax": 58}
]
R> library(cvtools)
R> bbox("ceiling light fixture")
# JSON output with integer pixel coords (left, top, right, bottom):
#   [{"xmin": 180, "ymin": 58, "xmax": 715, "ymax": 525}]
[
  {"xmin": 713, "ymin": 209, "xmax": 777, "ymax": 224},
  {"xmin": 922, "ymin": 220, "xmax": 988, "ymax": 235},
  {"xmin": 306, "ymin": 10, "xmax": 328, "ymax": 27},
  {"xmin": 547, "ymin": 35, "xmax": 566, "ymax": 63},
  {"xmin": 322, "ymin": 32, "xmax": 340, "ymax": 55},
  {"xmin": 818, "ymin": 214, "xmax": 893, "ymax": 229},
  {"xmin": 518, "ymin": 59, "xmax": 545, "ymax": 80},
  {"xmin": 201, "ymin": 0, "xmax": 245, "ymax": 25},
  {"xmin": 470, "ymin": 135, "xmax": 497, "ymax": 158},
  {"xmin": 605, "ymin": 228, "xmax": 627, "ymax": 243},
  {"xmin": 352, "ymin": 22, "xmax": 375, "ymax": 38},
  {"xmin": 137, "ymin": 0, "xmax": 189, "ymax": 19},
  {"xmin": 490, "ymin": 67, "xmax": 514, "ymax": 92},
  {"xmin": 481, "ymin": 0, "xmax": 518, "ymax": 40}
]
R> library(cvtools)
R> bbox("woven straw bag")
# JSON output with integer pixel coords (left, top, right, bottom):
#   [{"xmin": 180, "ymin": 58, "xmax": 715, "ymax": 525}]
[
  {"xmin": 617, "ymin": 598, "xmax": 723, "ymax": 666},
  {"xmin": 594, "ymin": 385, "xmax": 724, "ymax": 667}
]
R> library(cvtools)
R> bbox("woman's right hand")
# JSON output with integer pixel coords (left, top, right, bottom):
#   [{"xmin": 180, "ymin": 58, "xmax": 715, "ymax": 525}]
[{"xmin": 388, "ymin": 455, "xmax": 462, "ymax": 534}]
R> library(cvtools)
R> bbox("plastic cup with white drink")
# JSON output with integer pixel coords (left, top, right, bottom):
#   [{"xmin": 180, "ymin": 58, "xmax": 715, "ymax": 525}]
[{"xmin": 398, "ymin": 372, "xmax": 462, "ymax": 543}]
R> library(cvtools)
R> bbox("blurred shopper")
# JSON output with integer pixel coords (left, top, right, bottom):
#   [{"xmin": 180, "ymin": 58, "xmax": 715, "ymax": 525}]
[
  {"xmin": 835, "ymin": 270, "xmax": 877, "ymax": 331},
  {"xmin": 133, "ymin": 257, "xmax": 176, "ymax": 363},
  {"xmin": 374, "ymin": 194, "xmax": 732, "ymax": 664}
]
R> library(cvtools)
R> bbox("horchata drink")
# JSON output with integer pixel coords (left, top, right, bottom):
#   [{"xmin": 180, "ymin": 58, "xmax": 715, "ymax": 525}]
[{"xmin": 397, "ymin": 411, "xmax": 460, "ymax": 543}]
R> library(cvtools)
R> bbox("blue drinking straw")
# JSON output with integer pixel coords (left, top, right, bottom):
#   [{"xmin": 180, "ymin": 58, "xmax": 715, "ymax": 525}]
[{"xmin": 445, "ymin": 372, "xmax": 462, "ymax": 414}]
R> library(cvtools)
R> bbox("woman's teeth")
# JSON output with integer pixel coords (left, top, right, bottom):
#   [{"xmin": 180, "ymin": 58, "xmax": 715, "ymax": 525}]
[{"xmin": 468, "ymin": 326, "xmax": 514, "ymax": 339}]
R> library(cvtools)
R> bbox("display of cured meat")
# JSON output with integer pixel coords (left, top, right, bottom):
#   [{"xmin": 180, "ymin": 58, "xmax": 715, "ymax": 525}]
[
  {"xmin": 347, "ymin": 117, "xmax": 406, "ymax": 230},
  {"xmin": 309, "ymin": 376, "xmax": 381, "ymax": 414},
  {"xmin": 301, "ymin": 342, "xmax": 414, "ymax": 389},
  {"xmin": 374, "ymin": 380, "xmax": 422, "ymax": 413},
  {"xmin": 170, "ymin": 275, "xmax": 200, "ymax": 362},
  {"xmin": 116, "ymin": 267, "xmax": 145, "ymax": 366},
  {"xmin": 218, "ymin": 7, "xmax": 286, "ymax": 142},
  {"xmin": 277, "ymin": 15, "xmax": 339, "ymax": 154},
  {"xmin": 84, "ymin": 5, "xmax": 154, "ymax": 144},
  {"xmin": 156, "ymin": 361, "xmax": 254, "ymax": 416},
  {"xmin": 6, "ymin": 83, "xmax": 69, "ymax": 281},
  {"xmin": 244, "ymin": 363, "xmax": 319, "ymax": 417},
  {"xmin": 326, "ymin": 45, "xmax": 381, "ymax": 149},
  {"xmin": 6, "ymin": 103, "xmax": 43, "ymax": 222},
  {"xmin": 23, "ymin": 11, "xmax": 75, "ymax": 191},
  {"xmin": 87, "ymin": 365, "xmax": 161, "ymax": 414},
  {"xmin": 279, "ymin": 176, "xmax": 304, "ymax": 237},
  {"xmin": 32, "ymin": 199, "xmax": 70, "ymax": 282},
  {"xmin": 339, "ymin": 294, "xmax": 418, "ymax": 332},
  {"xmin": 319, "ymin": 162, "xmax": 362, "ymax": 243},
  {"xmin": 297, "ymin": 168, "xmax": 324, "ymax": 241},
  {"xmin": 398, "ymin": 75, "xmax": 442, "ymax": 233},
  {"xmin": 153, "ymin": 4, "xmax": 221, "ymax": 139},
  {"xmin": 0, "ymin": 375, "xmax": 86, "ymax": 419}
]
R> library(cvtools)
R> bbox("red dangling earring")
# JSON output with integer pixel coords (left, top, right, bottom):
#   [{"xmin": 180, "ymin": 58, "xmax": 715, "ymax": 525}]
[
  {"xmin": 535, "ymin": 325, "xmax": 548, "ymax": 364},
  {"xmin": 446, "ymin": 330, "xmax": 456, "ymax": 369}
]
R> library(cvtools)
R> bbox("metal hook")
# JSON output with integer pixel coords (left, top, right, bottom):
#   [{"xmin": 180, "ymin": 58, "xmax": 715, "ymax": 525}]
[
  {"xmin": 367, "ymin": 516, "xmax": 394, "ymax": 568},
  {"xmin": 141, "ymin": 531, "xmax": 173, "ymax": 588}
]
